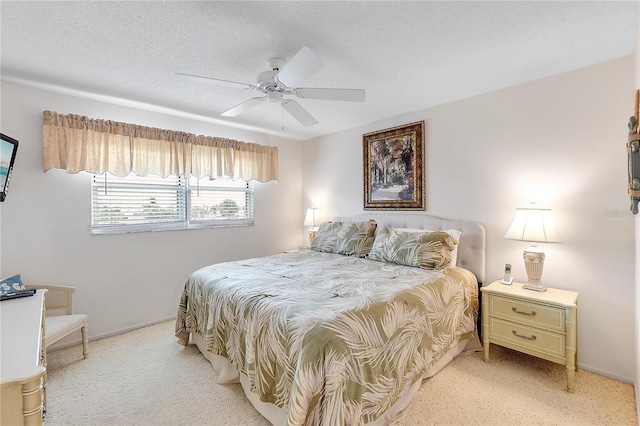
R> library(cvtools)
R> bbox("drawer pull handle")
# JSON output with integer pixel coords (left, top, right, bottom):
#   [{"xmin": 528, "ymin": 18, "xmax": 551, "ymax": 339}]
[
  {"xmin": 512, "ymin": 307, "xmax": 536, "ymax": 317},
  {"xmin": 512, "ymin": 330, "xmax": 537, "ymax": 341}
]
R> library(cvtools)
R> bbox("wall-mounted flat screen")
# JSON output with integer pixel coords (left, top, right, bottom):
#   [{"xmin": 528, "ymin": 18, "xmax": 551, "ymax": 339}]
[{"xmin": 0, "ymin": 133, "xmax": 19, "ymax": 202}]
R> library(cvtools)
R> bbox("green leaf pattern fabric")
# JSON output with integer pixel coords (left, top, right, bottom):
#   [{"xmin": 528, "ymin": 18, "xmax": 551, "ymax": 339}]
[
  {"xmin": 368, "ymin": 226, "xmax": 458, "ymax": 269},
  {"xmin": 175, "ymin": 251, "xmax": 478, "ymax": 426},
  {"xmin": 310, "ymin": 220, "xmax": 377, "ymax": 257}
]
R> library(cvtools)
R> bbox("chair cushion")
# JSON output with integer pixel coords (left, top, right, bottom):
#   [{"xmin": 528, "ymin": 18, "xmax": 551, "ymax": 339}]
[{"xmin": 46, "ymin": 314, "xmax": 88, "ymax": 345}]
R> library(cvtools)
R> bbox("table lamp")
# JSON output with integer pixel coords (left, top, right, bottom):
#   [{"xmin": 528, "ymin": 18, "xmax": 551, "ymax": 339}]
[
  {"xmin": 504, "ymin": 203, "xmax": 562, "ymax": 292},
  {"xmin": 303, "ymin": 206, "xmax": 319, "ymax": 242}
]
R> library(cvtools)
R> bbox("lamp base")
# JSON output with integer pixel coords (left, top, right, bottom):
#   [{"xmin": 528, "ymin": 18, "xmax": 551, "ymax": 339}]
[
  {"xmin": 522, "ymin": 249, "xmax": 547, "ymax": 292},
  {"xmin": 523, "ymin": 282, "xmax": 547, "ymax": 292}
]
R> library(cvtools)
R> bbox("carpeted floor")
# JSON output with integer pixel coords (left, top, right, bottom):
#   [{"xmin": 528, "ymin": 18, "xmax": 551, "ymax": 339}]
[{"xmin": 45, "ymin": 321, "xmax": 637, "ymax": 425}]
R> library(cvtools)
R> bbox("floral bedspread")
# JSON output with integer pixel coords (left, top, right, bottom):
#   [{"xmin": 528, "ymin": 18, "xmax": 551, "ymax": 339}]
[{"xmin": 175, "ymin": 250, "xmax": 478, "ymax": 426}]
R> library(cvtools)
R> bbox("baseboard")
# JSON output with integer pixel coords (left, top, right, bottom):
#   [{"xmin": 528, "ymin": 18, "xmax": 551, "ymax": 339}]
[
  {"xmin": 47, "ymin": 316, "xmax": 177, "ymax": 352},
  {"xmin": 636, "ymin": 382, "xmax": 640, "ymax": 422},
  {"xmin": 578, "ymin": 362, "xmax": 634, "ymax": 385}
]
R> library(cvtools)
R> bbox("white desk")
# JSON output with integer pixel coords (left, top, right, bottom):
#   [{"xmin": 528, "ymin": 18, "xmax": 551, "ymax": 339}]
[{"xmin": 1, "ymin": 289, "xmax": 46, "ymax": 425}]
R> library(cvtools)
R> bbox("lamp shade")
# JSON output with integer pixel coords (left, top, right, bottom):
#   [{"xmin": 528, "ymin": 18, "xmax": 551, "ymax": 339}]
[
  {"xmin": 303, "ymin": 207, "xmax": 317, "ymax": 227},
  {"xmin": 504, "ymin": 204, "xmax": 561, "ymax": 243}
]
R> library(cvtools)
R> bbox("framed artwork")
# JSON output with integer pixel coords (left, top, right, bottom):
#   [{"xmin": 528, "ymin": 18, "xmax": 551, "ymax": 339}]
[{"xmin": 363, "ymin": 121, "xmax": 425, "ymax": 210}]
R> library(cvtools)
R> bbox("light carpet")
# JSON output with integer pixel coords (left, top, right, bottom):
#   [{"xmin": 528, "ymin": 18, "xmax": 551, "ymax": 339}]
[{"xmin": 45, "ymin": 321, "xmax": 637, "ymax": 425}]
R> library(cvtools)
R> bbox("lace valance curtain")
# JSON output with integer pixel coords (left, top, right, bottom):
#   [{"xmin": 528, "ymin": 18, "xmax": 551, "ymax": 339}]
[{"xmin": 42, "ymin": 111, "xmax": 278, "ymax": 182}]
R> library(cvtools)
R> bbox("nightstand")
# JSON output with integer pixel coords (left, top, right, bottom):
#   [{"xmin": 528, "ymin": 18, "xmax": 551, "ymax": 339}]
[
  {"xmin": 481, "ymin": 280, "xmax": 579, "ymax": 393},
  {"xmin": 283, "ymin": 248, "xmax": 307, "ymax": 253}
]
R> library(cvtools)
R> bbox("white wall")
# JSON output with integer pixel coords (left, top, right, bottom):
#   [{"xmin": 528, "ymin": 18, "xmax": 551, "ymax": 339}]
[
  {"xmin": 0, "ymin": 82, "xmax": 304, "ymax": 341},
  {"xmin": 303, "ymin": 56, "xmax": 636, "ymax": 382}
]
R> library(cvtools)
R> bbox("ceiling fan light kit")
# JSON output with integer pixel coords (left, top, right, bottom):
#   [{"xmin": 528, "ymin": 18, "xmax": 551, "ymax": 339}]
[{"xmin": 178, "ymin": 46, "xmax": 366, "ymax": 128}]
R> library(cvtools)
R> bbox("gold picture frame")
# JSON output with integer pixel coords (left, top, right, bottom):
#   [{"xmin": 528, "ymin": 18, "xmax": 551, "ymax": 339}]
[{"xmin": 363, "ymin": 121, "xmax": 425, "ymax": 210}]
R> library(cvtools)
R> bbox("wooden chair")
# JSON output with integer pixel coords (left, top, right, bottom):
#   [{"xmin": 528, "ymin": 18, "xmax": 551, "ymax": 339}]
[
  {"xmin": 25, "ymin": 284, "xmax": 89, "ymax": 358},
  {"xmin": 24, "ymin": 284, "xmax": 88, "ymax": 414}
]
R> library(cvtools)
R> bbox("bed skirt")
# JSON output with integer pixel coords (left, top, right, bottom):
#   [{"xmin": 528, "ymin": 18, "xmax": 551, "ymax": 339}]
[{"xmin": 190, "ymin": 331, "xmax": 481, "ymax": 425}]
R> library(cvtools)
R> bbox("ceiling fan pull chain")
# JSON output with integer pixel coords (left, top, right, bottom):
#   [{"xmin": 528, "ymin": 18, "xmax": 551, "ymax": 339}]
[{"xmin": 281, "ymin": 102, "xmax": 285, "ymax": 131}]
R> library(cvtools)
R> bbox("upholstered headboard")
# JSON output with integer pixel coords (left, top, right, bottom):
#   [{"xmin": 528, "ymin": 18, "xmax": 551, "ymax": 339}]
[{"xmin": 333, "ymin": 213, "xmax": 486, "ymax": 284}]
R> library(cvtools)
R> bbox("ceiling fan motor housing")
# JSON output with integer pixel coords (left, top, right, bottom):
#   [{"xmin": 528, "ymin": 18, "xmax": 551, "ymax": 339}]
[{"xmin": 256, "ymin": 69, "xmax": 279, "ymax": 92}]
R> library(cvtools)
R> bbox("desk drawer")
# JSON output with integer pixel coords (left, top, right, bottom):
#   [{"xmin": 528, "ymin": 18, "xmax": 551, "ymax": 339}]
[
  {"xmin": 490, "ymin": 295, "xmax": 565, "ymax": 331},
  {"xmin": 489, "ymin": 318, "xmax": 565, "ymax": 358}
]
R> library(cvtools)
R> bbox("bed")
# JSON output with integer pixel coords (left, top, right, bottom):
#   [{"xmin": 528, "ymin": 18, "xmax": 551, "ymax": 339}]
[{"xmin": 175, "ymin": 213, "xmax": 486, "ymax": 425}]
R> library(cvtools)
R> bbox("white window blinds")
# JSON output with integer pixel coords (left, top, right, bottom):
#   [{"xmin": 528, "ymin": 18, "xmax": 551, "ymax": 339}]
[{"xmin": 91, "ymin": 174, "xmax": 254, "ymax": 234}]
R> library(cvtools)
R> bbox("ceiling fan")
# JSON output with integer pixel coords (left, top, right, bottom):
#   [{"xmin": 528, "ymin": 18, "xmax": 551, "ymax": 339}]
[{"xmin": 177, "ymin": 46, "xmax": 366, "ymax": 127}]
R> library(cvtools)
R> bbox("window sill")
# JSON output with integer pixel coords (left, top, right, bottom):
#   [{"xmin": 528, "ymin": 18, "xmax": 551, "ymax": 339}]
[{"xmin": 91, "ymin": 219, "xmax": 254, "ymax": 235}]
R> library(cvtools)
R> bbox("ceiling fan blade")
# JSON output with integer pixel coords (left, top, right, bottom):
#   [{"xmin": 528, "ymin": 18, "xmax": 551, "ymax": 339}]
[
  {"xmin": 282, "ymin": 99, "xmax": 319, "ymax": 127},
  {"xmin": 221, "ymin": 97, "xmax": 265, "ymax": 117},
  {"xmin": 295, "ymin": 87, "xmax": 366, "ymax": 102},
  {"xmin": 276, "ymin": 46, "xmax": 324, "ymax": 88},
  {"xmin": 176, "ymin": 73, "xmax": 255, "ymax": 90}
]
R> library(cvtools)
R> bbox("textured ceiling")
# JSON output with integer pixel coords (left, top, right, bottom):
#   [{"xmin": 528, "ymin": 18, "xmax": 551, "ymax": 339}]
[{"xmin": 1, "ymin": 1, "xmax": 638, "ymax": 141}]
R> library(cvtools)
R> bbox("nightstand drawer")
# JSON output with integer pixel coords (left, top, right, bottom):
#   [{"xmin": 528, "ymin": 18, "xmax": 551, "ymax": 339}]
[
  {"xmin": 490, "ymin": 295, "xmax": 565, "ymax": 332},
  {"xmin": 489, "ymin": 318, "xmax": 566, "ymax": 358}
]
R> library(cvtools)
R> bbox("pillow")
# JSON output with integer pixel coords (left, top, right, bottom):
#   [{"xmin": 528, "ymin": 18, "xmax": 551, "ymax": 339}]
[
  {"xmin": 0, "ymin": 274, "xmax": 26, "ymax": 295},
  {"xmin": 310, "ymin": 220, "xmax": 377, "ymax": 257},
  {"xmin": 368, "ymin": 226, "xmax": 457, "ymax": 270},
  {"xmin": 393, "ymin": 227, "xmax": 462, "ymax": 266}
]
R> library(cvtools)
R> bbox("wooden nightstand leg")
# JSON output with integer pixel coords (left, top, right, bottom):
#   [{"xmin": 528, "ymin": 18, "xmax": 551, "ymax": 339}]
[
  {"xmin": 574, "ymin": 309, "xmax": 579, "ymax": 372},
  {"xmin": 81, "ymin": 325, "xmax": 89, "ymax": 359},
  {"xmin": 566, "ymin": 367, "xmax": 575, "ymax": 393},
  {"xmin": 41, "ymin": 297, "xmax": 47, "ymax": 417},
  {"xmin": 565, "ymin": 305, "xmax": 578, "ymax": 393},
  {"xmin": 482, "ymin": 291, "xmax": 489, "ymax": 362}
]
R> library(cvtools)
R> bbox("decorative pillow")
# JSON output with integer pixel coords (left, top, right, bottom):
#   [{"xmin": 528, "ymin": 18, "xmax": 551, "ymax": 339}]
[
  {"xmin": 310, "ymin": 220, "xmax": 377, "ymax": 257},
  {"xmin": 368, "ymin": 226, "xmax": 457, "ymax": 270},
  {"xmin": 0, "ymin": 274, "xmax": 26, "ymax": 295},
  {"xmin": 393, "ymin": 227, "xmax": 462, "ymax": 266}
]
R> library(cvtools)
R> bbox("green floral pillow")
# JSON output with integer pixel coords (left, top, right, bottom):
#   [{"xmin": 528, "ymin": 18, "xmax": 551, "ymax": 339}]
[
  {"xmin": 368, "ymin": 226, "xmax": 457, "ymax": 270},
  {"xmin": 310, "ymin": 220, "xmax": 377, "ymax": 257}
]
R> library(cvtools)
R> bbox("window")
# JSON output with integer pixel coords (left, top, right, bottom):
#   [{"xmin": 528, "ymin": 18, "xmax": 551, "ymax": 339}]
[{"xmin": 91, "ymin": 173, "xmax": 254, "ymax": 234}]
